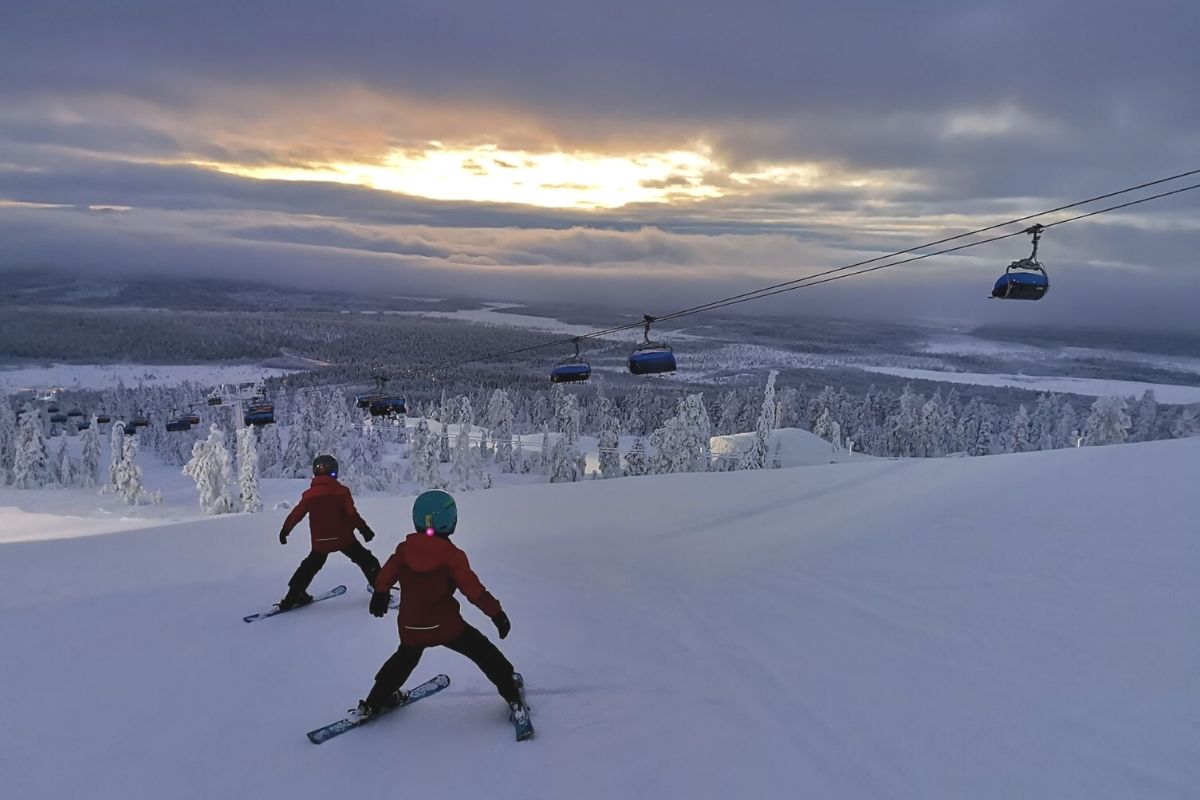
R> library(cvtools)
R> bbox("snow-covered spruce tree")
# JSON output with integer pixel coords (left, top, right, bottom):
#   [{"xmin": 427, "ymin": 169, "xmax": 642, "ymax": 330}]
[
  {"xmin": 487, "ymin": 388, "xmax": 515, "ymax": 471},
  {"xmin": 538, "ymin": 426, "xmax": 551, "ymax": 470},
  {"xmin": 1030, "ymin": 394, "xmax": 1059, "ymax": 451},
  {"xmin": 1054, "ymin": 400, "xmax": 1079, "ymax": 449},
  {"xmin": 256, "ymin": 423, "xmax": 284, "ymax": 478},
  {"xmin": 451, "ymin": 420, "xmax": 481, "ymax": 490},
  {"xmin": 409, "ymin": 417, "xmax": 443, "ymax": 491},
  {"xmin": 282, "ymin": 389, "xmax": 319, "ymax": 477},
  {"xmin": 236, "ymin": 427, "xmax": 263, "ymax": 513},
  {"xmin": 1007, "ymin": 404, "xmax": 1031, "ymax": 453},
  {"xmin": 624, "ymin": 435, "xmax": 651, "ymax": 477},
  {"xmin": 829, "ymin": 421, "xmax": 842, "ymax": 463},
  {"xmin": 512, "ymin": 435, "xmax": 528, "ymax": 473},
  {"xmin": 107, "ymin": 423, "xmax": 126, "ymax": 493},
  {"xmin": 437, "ymin": 422, "xmax": 451, "ymax": 463},
  {"xmin": 597, "ymin": 410, "xmax": 622, "ymax": 479},
  {"xmin": 812, "ymin": 407, "xmax": 836, "ymax": 442},
  {"xmin": 183, "ymin": 424, "xmax": 235, "ymax": 514},
  {"xmin": 549, "ymin": 392, "xmax": 583, "ymax": 483},
  {"xmin": 115, "ymin": 433, "xmax": 158, "ymax": 505},
  {"xmin": 53, "ymin": 437, "xmax": 77, "ymax": 487},
  {"xmin": 1082, "ymin": 396, "xmax": 1132, "ymax": 446},
  {"xmin": 739, "ymin": 370, "xmax": 778, "ymax": 470},
  {"xmin": 0, "ymin": 399, "xmax": 18, "ymax": 485},
  {"xmin": 79, "ymin": 417, "xmax": 102, "ymax": 488},
  {"xmin": 13, "ymin": 407, "xmax": 51, "ymax": 489},
  {"xmin": 651, "ymin": 393, "xmax": 712, "ymax": 474},
  {"xmin": 716, "ymin": 389, "xmax": 743, "ymax": 436},
  {"xmin": 972, "ymin": 403, "xmax": 1000, "ymax": 457},
  {"xmin": 1130, "ymin": 390, "xmax": 1159, "ymax": 443},
  {"xmin": 1171, "ymin": 404, "xmax": 1199, "ymax": 438},
  {"xmin": 885, "ymin": 384, "xmax": 924, "ymax": 457}
]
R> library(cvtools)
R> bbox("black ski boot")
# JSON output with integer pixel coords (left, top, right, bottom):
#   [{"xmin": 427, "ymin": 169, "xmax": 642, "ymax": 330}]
[{"xmin": 278, "ymin": 588, "xmax": 314, "ymax": 611}]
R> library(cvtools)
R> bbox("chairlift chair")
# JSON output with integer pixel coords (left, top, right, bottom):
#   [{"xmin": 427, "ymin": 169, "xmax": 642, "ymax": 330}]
[
  {"xmin": 550, "ymin": 339, "xmax": 592, "ymax": 383},
  {"xmin": 184, "ymin": 414, "xmax": 201, "ymax": 426},
  {"xmin": 628, "ymin": 315, "xmax": 677, "ymax": 375},
  {"xmin": 244, "ymin": 403, "xmax": 275, "ymax": 426},
  {"xmin": 166, "ymin": 418, "xmax": 192, "ymax": 433},
  {"xmin": 992, "ymin": 224, "xmax": 1049, "ymax": 300},
  {"xmin": 49, "ymin": 413, "xmax": 68, "ymax": 424}
]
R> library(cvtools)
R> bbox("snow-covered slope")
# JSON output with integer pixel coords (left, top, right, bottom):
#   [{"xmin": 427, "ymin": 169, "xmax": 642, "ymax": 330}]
[{"xmin": 1, "ymin": 440, "xmax": 1197, "ymax": 800}]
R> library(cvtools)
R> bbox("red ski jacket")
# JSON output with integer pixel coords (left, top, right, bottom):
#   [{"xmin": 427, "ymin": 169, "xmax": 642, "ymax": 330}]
[
  {"xmin": 374, "ymin": 533, "xmax": 503, "ymax": 647},
  {"xmin": 281, "ymin": 475, "xmax": 369, "ymax": 554}
]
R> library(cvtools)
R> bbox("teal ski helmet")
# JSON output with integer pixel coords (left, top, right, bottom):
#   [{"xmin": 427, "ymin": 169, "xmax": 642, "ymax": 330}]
[{"xmin": 413, "ymin": 490, "xmax": 457, "ymax": 537}]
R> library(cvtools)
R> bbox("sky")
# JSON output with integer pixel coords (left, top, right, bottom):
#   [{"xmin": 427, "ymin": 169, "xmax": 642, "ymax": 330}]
[{"xmin": 1, "ymin": 1, "xmax": 1198, "ymax": 330}]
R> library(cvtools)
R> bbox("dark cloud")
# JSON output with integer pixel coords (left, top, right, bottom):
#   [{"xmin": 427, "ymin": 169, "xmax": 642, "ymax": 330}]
[{"xmin": 0, "ymin": 1, "xmax": 1197, "ymax": 330}]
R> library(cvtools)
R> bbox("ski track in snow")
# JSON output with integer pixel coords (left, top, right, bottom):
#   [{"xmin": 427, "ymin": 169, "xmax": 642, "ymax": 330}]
[{"xmin": 1, "ymin": 439, "xmax": 1198, "ymax": 799}]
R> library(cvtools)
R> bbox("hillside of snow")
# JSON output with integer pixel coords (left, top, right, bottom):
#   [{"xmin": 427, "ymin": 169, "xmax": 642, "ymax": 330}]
[{"xmin": 1, "ymin": 439, "xmax": 1197, "ymax": 799}]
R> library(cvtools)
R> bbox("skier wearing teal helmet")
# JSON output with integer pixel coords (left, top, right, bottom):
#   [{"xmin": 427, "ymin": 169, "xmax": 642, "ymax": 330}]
[
  {"xmin": 412, "ymin": 489, "xmax": 457, "ymax": 536},
  {"xmin": 358, "ymin": 490, "xmax": 532, "ymax": 736}
]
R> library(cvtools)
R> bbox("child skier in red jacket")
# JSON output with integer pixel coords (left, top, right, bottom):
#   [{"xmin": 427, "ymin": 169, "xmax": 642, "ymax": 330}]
[
  {"xmin": 278, "ymin": 455, "xmax": 380, "ymax": 610},
  {"xmin": 360, "ymin": 490, "xmax": 527, "ymax": 730}
]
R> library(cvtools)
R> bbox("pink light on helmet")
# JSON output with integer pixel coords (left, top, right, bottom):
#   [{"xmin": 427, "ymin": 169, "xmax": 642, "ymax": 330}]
[{"xmin": 425, "ymin": 527, "xmax": 435, "ymax": 537}]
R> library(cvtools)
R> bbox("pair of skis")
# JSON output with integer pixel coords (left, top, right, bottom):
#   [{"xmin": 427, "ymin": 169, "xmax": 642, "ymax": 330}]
[
  {"xmin": 242, "ymin": 589, "xmax": 533, "ymax": 743},
  {"xmin": 306, "ymin": 672, "xmax": 534, "ymax": 744},
  {"xmin": 241, "ymin": 585, "xmax": 397, "ymax": 624}
]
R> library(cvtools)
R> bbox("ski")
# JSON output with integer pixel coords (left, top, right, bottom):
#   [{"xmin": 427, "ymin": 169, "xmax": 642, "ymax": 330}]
[
  {"xmin": 242, "ymin": 585, "xmax": 347, "ymax": 623},
  {"xmin": 511, "ymin": 672, "xmax": 534, "ymax": 741},
  {"xmin": 364, "ymin": 585, "xmax": 400, "ymax": 610},
  {"xmin": 306, "ymin": 674, "xmax": 451, "ymax": 745}
]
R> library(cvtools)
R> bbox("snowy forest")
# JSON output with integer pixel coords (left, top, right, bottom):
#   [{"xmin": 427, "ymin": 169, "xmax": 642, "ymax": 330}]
[{"xmin": 3, "ymin": 371, "xmax": 1197, "ymax": 514}]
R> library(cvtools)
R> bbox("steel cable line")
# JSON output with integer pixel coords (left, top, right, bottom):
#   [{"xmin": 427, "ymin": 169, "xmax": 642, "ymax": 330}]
[{"xmin": 387, "ymin": 172, "xmax": 1200, "ymax": 379}]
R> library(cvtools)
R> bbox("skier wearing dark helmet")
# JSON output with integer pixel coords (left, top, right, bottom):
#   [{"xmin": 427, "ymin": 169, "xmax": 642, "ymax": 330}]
[
  {"xmin": 358, "ymin": 489, "xmax": 531, "ymax": 736},
  {"xmin": 277, "ymin": 454, "xmax": 381, "ymax": 611}
]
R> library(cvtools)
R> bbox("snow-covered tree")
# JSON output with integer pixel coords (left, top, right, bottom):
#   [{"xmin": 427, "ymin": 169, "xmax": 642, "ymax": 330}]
[
  {"xmin": 549, "ymin": 392, "xmax": 583, "ymax": 483},
  {"xmin": 409, "ymin": 417, "xmax": 442, "ymax": 490},
  {"xmin": 1171, "ymin": 404, "xmax": 1199, "ymax": 438},
  {"xmin": 1007, "ymin": 404, "xmax": 1032, "ymax": 454},
  {"xmin": 257, "ymin": 423, "xmax": 284, "ymax": 478},
  {"xmin": 972, "ymin": 403, "xmax": 1000, "ymax": 457},
  {"xmin": 624, "ymin": 435, "xmax": 651, "ymax": 477},
  {"xmin": 282, "ymin": 390, "xmax": 321, "ymax": 478},
  {"xmin": 1082, "ymin": 396, "xmax": 1132, "ymax": 446},
  {"xmin": 487, "ymin": 389, "xmax": 515, "ymax": 471},
  {"xmin": 114, "ymin": 433, "xmax": 157, "ymax": 505},
  {"xmin": 53, "ymin": 437, "xmax": 76, "ymax": 487},
  {"xmin": 597, "ymin": 410, "xmax": 622, "ymax": 479},
  {"xmin": 183, "ymin": 424, "xmax": 236, "ymax": 514},
  {"xmin": 0, "ymin": 400, "xmax": 17, "ymax": 485},
  {"xmin": 236, "ymin": 427, "xmax": 263, "ymax": 513},
  {"xmin": 80, "ymin": 417, "xmax": 102, "ymax": 488},
  {"xmin": 739, "ymin": 370, "xmax": 778, "ymax": 470},
  {"xmin": 13, "ymin": 408, "xmax": 51, "ymax": 489},
  {"xmin": 451, "ymin": 420, "xmax": 482, "ymax": 490},
  {"xmin": 716, "ymin": 390, "xmax": 743, "ymax": 435},
  {"xmin": 1130, "ymin": 391, "xmax": 1159, "ymax": 443},
  {"xmin": 651, "ymin": 393, "xmax": 712, "ymax": 474}
]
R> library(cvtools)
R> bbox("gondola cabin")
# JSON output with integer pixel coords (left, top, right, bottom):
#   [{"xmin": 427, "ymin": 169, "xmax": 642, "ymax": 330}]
[
  {"xmin": 166, "ymin": 418, "xmax": 192, "ymax": 433},
  {"xmin": 628, "ymin": 346, "xmax": 677, "ymax": 375},
  {"xmin": 991, "ymin": 266, "xmax": 1048, "ymax": 300},
  {"xmin": 244, "ymin": 403, "xmax": 275, "ymax": 426},
  {"xmin": 368, "ymin": 396, "xmax": 406, "ymax": 417},
  {"xmin": 550, "ymin": 362, "xmax": 591, "ymax": 383},
  {"xmin": 992, "ymin": 223, "xmax": 1048, "ymax": 301}
]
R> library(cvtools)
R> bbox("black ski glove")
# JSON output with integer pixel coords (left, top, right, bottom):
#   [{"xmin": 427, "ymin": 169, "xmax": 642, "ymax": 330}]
[
  {"xmin": 278, "ymin": 530, "xmax": 288, "ymax": 545},
  {"xmin": 369, "ymin": 591, "xmax": 391, "ymax": 618},
  {"xmin": 360, "ymin": 525, "xmax": 376, "ymax": 543},
  {"xmin": 492, "ymin": 611, "xmax": 511, "ymax": 640}
]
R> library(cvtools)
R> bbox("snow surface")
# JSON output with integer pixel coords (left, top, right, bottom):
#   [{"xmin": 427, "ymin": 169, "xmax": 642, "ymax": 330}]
[
  {"xmin": 860, "ymin": 365, "xmax": 1200, "ymax": 404},
  {"xmin": 0, "ymin": 363, "xmax": 296, "ymax": 392},
  {"xmin": 1, "ymin": 438, "xmax": 1197, "ymax": 799}
]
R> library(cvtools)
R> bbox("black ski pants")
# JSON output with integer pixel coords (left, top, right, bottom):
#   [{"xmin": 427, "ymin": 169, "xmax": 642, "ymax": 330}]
[
  {"xmin": 289, "ymin": 541, "xmax": 380, "ymax": 592},
  {"xmin": 366, "ymin": 624, "xmax": 520, "ymax": 707}
]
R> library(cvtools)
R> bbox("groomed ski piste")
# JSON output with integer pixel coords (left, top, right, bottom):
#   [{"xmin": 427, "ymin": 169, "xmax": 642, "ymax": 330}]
[{"xmin": 1, "ymin": 436, "xmax": 1197, "ymax": 799}]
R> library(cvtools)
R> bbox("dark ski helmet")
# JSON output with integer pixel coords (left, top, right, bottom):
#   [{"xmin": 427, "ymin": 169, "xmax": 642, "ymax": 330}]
[
  {"xmin": 312, "ymin": 454, "xmax": 339, "ymax": 477},
  {"xmin": 413, "ymin": 490, "xmax": 457, "ymax": 537}
]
